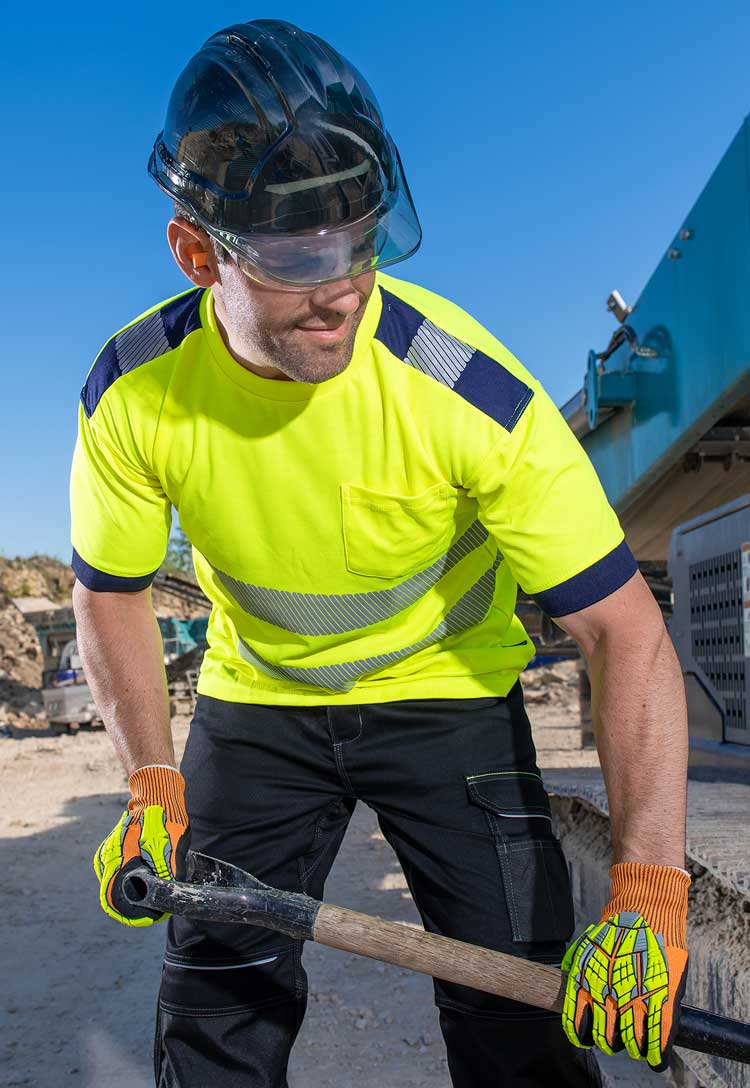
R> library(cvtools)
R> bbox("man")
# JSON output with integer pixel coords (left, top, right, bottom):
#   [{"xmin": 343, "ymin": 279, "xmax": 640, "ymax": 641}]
[{"xmin": 71, "ymin": 19, "xmax": 690, "ymax": 1088}]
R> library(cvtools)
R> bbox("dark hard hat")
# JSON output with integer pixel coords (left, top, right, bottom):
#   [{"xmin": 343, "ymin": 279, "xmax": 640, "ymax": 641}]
[{"xmin": 148, "ymin": 19, "xmax": 421, "ymax": 286}]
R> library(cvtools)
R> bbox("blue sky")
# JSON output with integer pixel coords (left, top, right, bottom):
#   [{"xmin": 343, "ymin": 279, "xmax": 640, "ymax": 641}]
[{"xmin": 3, "ymin": 0, "xmax": 750, "ymax": 559}]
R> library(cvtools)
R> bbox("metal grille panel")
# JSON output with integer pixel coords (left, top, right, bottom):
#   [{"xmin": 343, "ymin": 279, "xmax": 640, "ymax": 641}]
[{"xmin": 688, "ymin": 549, "xmax": 747, "ymax": 732}]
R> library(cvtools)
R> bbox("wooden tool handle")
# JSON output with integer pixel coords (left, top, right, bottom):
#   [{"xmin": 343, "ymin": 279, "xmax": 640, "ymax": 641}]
[
  {"xmin": 126, "ymin": 862, "xmax": 750, "ymax": 1064},
  {"xmin": 315, "ymin": 904, "xmax": 566, "ymax": 1012}
]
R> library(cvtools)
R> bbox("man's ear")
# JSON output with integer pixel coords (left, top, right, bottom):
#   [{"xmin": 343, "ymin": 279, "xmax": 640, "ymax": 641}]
[{"xmin": 167, "ymin": 217, "xmax": 219, "ymax": 286}]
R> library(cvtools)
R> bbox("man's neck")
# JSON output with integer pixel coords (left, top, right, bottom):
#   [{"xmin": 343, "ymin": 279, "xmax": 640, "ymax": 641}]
[{"xmin": 213, "ymin": 302, "xmax": 293, "ymax": 381}]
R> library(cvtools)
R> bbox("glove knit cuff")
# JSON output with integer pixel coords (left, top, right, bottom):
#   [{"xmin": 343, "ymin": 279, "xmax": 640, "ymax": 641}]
[
  {"xmin": 602, "ymin": 861, "xmax": 690, "ymax": 949},
  {"xmin": 128, "ymin": 765, "xmax": 188, "ymax": 826}
]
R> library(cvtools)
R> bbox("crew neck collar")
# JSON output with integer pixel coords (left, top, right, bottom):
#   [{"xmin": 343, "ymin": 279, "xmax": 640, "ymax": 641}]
[{"xmin": 201, "ymin": 284, "xmax": 382, "ymax": 401}]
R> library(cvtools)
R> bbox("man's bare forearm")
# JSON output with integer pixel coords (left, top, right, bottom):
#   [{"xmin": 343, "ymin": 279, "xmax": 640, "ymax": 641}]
[
  {"xmin": 72, "ymin": 580, "xmax": 175, "ymax": 774},
  {"xmin": 556, "ymin": 574, "xmax": 689, "ymax": 870},
  {"xmin": 588, "ymin": 623, "xmax": 688, "ymax": 867}
]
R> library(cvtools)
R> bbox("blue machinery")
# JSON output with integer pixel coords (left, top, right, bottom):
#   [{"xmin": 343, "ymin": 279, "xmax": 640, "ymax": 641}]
[
  {"xmin": 561, "ymin": 117, "xmax": 750, "ymax": 753},
  {"xmin": 158, "ymin": 616, "xmax": 209, "ymax": 662}
]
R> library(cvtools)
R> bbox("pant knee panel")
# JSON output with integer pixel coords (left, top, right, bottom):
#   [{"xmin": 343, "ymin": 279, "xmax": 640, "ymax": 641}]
[{"xmin": 158, "ymin": 949, "xmax": 305, "ymax": 1018}]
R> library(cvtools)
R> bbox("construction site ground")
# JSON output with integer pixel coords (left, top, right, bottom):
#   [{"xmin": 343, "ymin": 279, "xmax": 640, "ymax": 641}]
[{"xmin": 1, "ymin": 667, "xmax": 668, "ymax": 1088}]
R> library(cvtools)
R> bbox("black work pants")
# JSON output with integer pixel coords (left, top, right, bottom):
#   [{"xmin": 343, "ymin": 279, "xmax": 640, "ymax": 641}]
[{"xmin": 155, "ymin": 685, "xmax": 601, "ymax": 1087}]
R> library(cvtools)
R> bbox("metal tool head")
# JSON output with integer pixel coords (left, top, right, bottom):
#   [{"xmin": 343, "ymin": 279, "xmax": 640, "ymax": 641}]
[
  {"xmin": 124, "ymin": 851, "xmax": 319, "ymax": 941},
  {"xmin": 184, "ymin": 850, "xmax": 271, "ymax": 892}
]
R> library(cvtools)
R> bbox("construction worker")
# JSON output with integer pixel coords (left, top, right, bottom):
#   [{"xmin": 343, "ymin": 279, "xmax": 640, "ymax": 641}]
[{"xmin": 71, "ymin": 19, "xmax": 690, "ymax": 1088}]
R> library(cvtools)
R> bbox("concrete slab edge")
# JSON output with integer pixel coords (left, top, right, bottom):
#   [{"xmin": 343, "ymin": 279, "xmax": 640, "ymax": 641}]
[{"xmin": 543, "ymin": 773, "xmax": 750, "ymax": 902}]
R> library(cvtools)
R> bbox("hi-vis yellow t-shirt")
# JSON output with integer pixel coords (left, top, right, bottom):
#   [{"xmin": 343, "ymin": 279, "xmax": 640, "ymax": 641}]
[{"xmin": 70, "ymin": 272, "xmax": 635, "ymax": 706}]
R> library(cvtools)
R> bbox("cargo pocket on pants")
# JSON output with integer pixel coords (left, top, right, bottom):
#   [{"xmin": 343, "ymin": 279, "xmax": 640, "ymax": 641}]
[{"xmin": 466, "ymin": 770, "xmax": 575, "ymax": 944}]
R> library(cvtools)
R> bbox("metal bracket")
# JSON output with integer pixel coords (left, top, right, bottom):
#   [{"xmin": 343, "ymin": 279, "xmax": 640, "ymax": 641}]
[{"xmin": 584, "ymin": 350, "xmax": 638, "ymax": 430}]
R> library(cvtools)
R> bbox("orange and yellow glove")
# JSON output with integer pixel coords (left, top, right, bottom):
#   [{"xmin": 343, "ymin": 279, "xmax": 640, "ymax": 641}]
[
  {"xmin": 93, "ymin": 764, "xmax": 190, "ymax": 927},
  {"xmin": 562, "ymin": 862, "xmax": 690, "ymax": 1072}
]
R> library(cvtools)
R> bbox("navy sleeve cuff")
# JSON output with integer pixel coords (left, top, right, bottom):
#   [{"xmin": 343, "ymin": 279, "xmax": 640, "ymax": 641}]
[
  {"xmin": 532, "ymin": 539, "xmax": 637, "ymax": 617},
  {"xmin": 71, "ymin": 549, "xmax": 158, "ymax": 592}
]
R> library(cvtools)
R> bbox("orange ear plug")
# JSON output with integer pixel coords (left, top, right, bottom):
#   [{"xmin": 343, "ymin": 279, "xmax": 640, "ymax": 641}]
[{"xmin": 192, "ymin": 251, "xmax": 209, "ymax": 269}]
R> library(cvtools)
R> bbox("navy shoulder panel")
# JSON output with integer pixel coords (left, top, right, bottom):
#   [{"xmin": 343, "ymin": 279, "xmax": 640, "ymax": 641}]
[
  {"xmin": 81, "ymin": 289, "xmax": 203, "ymax": 418},
  {"xmin": 374, "ymin": 287, "xmax": 533, "ymax": 432}
]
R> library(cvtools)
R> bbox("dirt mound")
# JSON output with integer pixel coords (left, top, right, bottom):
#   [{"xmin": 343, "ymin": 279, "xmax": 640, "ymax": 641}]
[
  {"xmin": 0, "ymin": 553, "xmax": 206, "ymax": 619},
  {"xmin": 0, "ymin": 559, "xmax": 58, "ymax": 720},
  {"xmin": 0, "ymin": 555, "xmax": 74, "ymax": 604},
  {"xmin": 0, "ymin": 600, "xmax": 45, "ymax": 720},
  {"xmin": 0, "ymin": 601, "xmax": 44, "ymax": 689}
]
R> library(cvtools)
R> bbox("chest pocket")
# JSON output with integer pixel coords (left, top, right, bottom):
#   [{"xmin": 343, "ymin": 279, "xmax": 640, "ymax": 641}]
[{"xmin": 341, "ymin": 482, "xmax": 457, "ymax": 580}]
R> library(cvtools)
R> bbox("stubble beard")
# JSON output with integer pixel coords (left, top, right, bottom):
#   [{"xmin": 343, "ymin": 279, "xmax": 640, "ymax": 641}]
[
  {"xmin": 215, "ymin": 264, "xmax": 372, "ymax": 384},
  {"xmin": 255, "ymin": 308, "xmax": 364, "ymax": 384}
]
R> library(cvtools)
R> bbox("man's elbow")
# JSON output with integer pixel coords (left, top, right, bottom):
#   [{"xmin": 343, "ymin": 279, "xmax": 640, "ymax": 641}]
[{"xmin": 554, "ymin": 571, "xmax": 667, "ymax": 662}]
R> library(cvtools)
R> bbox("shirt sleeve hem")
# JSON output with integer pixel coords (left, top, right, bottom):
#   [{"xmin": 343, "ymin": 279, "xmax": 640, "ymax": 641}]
[
  {"xmin": 71, "ymin": 549, "xmax": 158, "ymax": 592},
  {"xmin": 531, "ymin": 539, "xmax": 637, "ymax": 617}
]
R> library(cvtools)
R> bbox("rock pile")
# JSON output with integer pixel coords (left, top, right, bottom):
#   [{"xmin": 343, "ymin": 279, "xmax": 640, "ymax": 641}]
[
  {"xmin": 0, "ymin": 557, "xmax": 68, "ymax": 726},
  {"xmin": 521, "ymin": 657, "xmax": 581, "ymax": 713}
]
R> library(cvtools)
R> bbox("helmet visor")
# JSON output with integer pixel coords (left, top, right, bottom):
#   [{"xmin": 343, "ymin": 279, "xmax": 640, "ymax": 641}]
[{"xmin": 208, "ymin": 141, "xmax": 421, "ymax": 287}]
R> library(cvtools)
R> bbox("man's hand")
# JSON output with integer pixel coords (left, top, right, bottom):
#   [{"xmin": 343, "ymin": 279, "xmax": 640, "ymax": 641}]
[
  {"xmin": 94, "ymin": 764, "xmax": 190, "ymax": 927},
  {"xmin": 562, "ymin": 862, "xmax": 690, "ymax": 1071}
]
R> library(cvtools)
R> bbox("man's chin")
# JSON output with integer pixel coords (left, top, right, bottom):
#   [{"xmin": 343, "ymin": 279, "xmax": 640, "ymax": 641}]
[
  {"xmin": 296, "ymin": 354, "xmax": 353, "ymax": 384},
  {"xmin": 281, "ymin": 331, "xmax": 357, "ymax": 382}
]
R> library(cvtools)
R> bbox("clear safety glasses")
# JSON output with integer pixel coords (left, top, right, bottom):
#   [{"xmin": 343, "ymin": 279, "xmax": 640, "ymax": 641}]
[{"xmin": 222, "ymin": 223, "xmax": 374, "ymax": 292}]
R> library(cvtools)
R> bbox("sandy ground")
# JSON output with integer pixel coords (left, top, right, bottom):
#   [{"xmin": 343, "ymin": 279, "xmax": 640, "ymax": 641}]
[{"xmin": 1, "ymin": 708, "xmax": 641, "ymax": 1088}]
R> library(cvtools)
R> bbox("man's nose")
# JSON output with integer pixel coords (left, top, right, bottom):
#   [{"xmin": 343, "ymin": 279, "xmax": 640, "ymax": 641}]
[{"xmin": 308, "ymin": 278, "xmax": 363, "ymax": 315}]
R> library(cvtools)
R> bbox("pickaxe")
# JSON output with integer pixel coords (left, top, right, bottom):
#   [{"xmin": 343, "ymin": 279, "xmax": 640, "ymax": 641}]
[{"xmin": 124, "ymin": 850, "xmax": 750, "ymax": 1066}]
